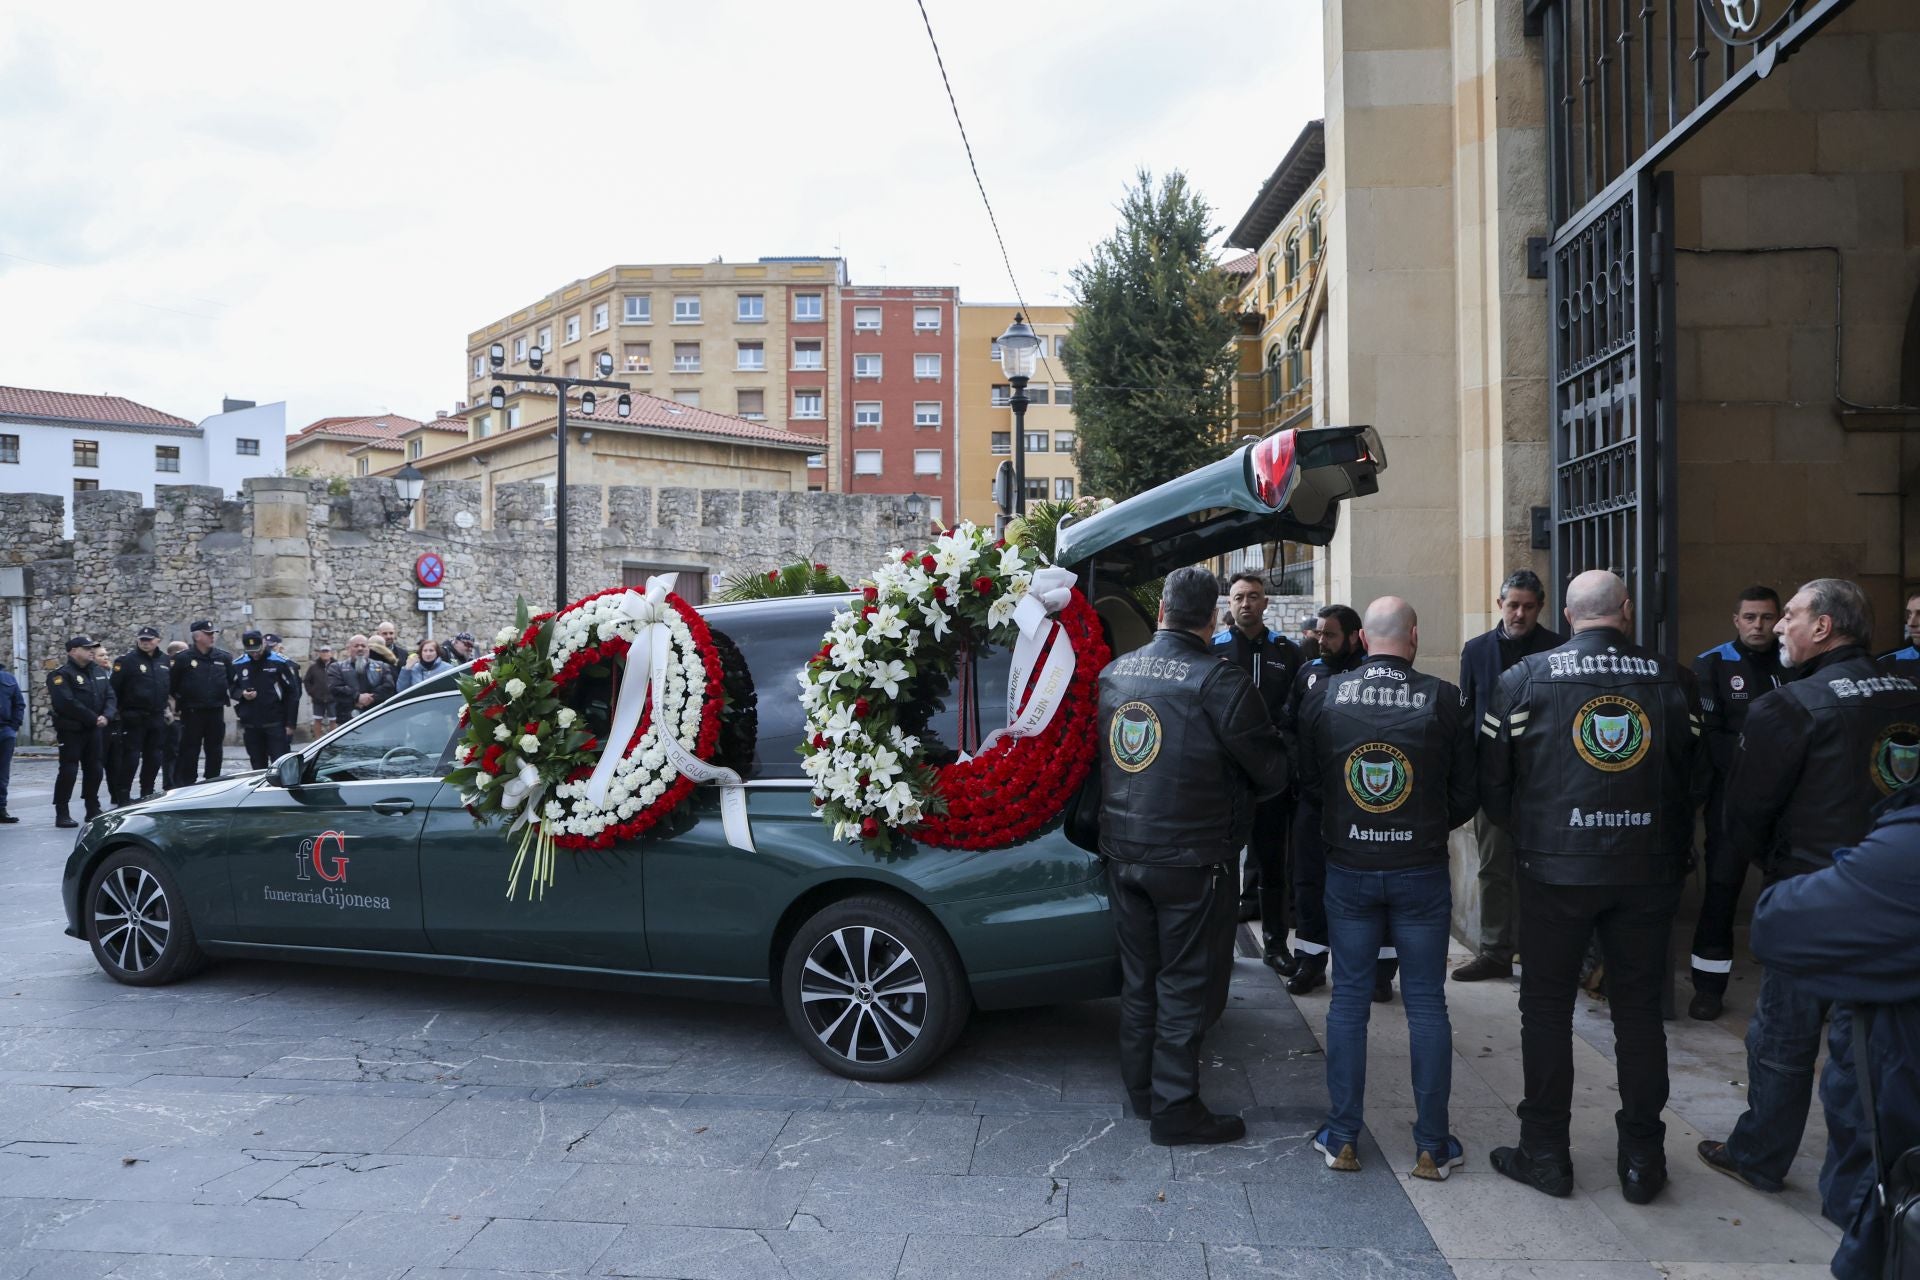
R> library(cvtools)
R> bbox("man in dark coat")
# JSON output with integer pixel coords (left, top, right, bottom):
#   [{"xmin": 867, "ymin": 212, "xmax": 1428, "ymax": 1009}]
[
  {"xmin": 1454, "ymin": 568, "xmax": 1564, "ymax": 982},
  {"xmin": 0, "ymin": 660, "xmax": 22, "ymax": 824},
  {"xmin": 109, "ymin": 625, "xmax": 173, "ymax": 802},
  {"xmin": 1099, "ymin": 566, "xmax": 1290, "ymax": 1146},
  {"xmin": 1749, "ymin": 786, "xmax": 1920, "ymax": 1280},
  {"xmin": 49, "ymin": 635, "xmax": 116, "ymax": 827},
  {"xmin": 169, "ymin": 620, "xmax": 232, "ymax": 784}
]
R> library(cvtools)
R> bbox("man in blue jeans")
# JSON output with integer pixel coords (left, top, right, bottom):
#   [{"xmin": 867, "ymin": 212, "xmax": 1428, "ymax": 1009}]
[
  {"xmin": 0, "ymin": 660, "xmax": 21, "ymax": 823},
  {"xmin": 1295, "ymin": 597, "xmax": 1477, "ymax": 1178}
]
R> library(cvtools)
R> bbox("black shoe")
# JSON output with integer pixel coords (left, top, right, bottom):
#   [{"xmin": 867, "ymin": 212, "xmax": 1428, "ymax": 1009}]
[
  {"xmin": 1286, "ymin": 959, "xmax": 1327, "ymax": 996},
  {"xmin": 1373, "ymin": 975, "xmax": 1395, "ymax": 1003},
  {"xmin": 1619, "ymin": 1151, "xmax": 1668, "ymax": 1205},
  {"xmin": 109, "ymin": 796, "xmax": 132, "ymax": 809},
  {"xmin": 1237, "ymin": 898, "xmax": 1259, "ymax": 923},
  {"xmin": 1263, "ymin": 950, "xmax": 1300, "ymax": 979},
  {"xmin": 0, "ymin": 810, "xmax": 16, "ymax": 824},
  {"xmin": 1491, "ymin": 1144, "xmax": 1574, "ymax": 1198},
  {"xmin": 55, "ymin": 811, "xmax": 78, "ymax": 829},
  {"xmin": 138, "ymin": 791, "xmax": 160, "ymax": 801},
  {"xmin": 1127, "ymin": 1090, "xmax": 1151, "ymax": 1120},
  {"xmin": 83, "ymin": 806, "xmax": 102, "ymax": 821},
  {"xmin": 1452, "ymin": 955, "xmax": 1514, "ymax": 982},
  {"xmin": 1696, "ymin": 1140, "xmax": 1779, "ymax": 1192},
  {"xmin": 1150, "ymin": 1111, "xmax": 1247, "ymax": 1147},
  {"xmin": 1688, "ymin": 990, "xmax": 1724, "ymax": 1021}
]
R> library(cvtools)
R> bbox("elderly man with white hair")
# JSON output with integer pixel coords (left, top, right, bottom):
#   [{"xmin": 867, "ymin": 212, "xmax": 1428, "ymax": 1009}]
[{"xmin": 1479, "ymin": 569, "xmax": 1704, "ymax": 1206}]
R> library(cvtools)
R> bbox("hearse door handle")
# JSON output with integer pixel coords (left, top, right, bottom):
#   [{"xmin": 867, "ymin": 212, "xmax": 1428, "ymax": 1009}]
[{"xmin": 371, "ymin": 798, "xmax": 416, "ymax": 815}]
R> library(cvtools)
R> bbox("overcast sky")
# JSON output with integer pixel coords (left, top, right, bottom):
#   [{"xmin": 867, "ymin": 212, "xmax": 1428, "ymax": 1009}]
[{"xmin": 0, "ymin": 1, "xmax": 1322, "ymax": 432}]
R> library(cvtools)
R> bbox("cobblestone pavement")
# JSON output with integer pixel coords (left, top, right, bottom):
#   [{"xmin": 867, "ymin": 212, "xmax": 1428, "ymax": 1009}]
[{"xmin": 0, "ymin": 760, "xmax": 1444, "ymax": 1279}]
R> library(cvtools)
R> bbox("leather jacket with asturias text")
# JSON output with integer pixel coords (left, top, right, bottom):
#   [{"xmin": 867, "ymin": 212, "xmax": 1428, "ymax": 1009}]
[{"xmin": 1097, "ymin": 629, "xmax": 1290, "ymax": 867}]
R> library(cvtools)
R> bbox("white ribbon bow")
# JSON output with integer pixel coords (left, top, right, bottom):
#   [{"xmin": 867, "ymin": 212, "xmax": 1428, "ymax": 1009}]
[
  {"xmin": 582, "ymin": 574, "xmax": 756, "ymax": 852},
  {"xmin": 976, "ymin": 566, "xmax": 1079, "ymax": 757}
]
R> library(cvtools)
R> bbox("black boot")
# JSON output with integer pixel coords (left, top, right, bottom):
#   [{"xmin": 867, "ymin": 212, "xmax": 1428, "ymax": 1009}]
[
  {"xmin": 1688, "ymin": 990, "xmax": 1723, "ymax": 1021},
  {"xmin": 55, "ymin": 808, "xmax": 78, "ymax": 829},
  {"xmin": 1491, "ymin": 1145, "xmax": 1575, "ymax": 1198},
  {"xmin": 83, "ymin": 803, "xmax": 102, "ymax": 821},
  {"xmin": 1285, "ymin": 954, "xmax": 1327, "ymax": 996},
  {"xmin": 1150, "ymin": 1110, "xmax": 1247, "ymax": 1147},
  {"xmin": 1619, "ymin": 1150, "xmax": 1667, "ymax": 1205},
  {"xmin": 0, "ymin": 809, "xmax": 17, "ymax": 824},
  {"xmin": 1263, "ymin": 948, "xmax": 1300, "ymax": 979}
]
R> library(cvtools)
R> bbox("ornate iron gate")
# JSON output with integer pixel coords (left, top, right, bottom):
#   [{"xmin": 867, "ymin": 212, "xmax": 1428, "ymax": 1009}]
[{"xmin": 1548, "ymin": 171, "xmax": 1677, "ymax": 653}]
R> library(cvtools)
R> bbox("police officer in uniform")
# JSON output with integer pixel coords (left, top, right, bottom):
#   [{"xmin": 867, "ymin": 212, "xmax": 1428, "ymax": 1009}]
[
  {"xmin": 109, "ymin": 626, "xmax": 172, "ymax": 803},
  {"xmin": 1877, "ymin": 589, "xmax": 1920, "ymax": 681},
  {"xmin": 1296, "ymin": 597, "xmax": 1477, "ymax": 1179},
  {"xmin": 231, "ymin": 628, "xmax": 302, "ymax": 768},
  {"xmin": 1686, "ymin": 586, "xmax": 1790, "ymax": 1020},
  {"xmin": 170, "ymin": 620, "xmax": 232, "ymax": 783},
  {"xmin": 1698, "ymin": 578, "xmax": 1920, "ymax": 1195},
  {"xmin": 1099, "ymin": 566, "xmax": 1290, "ymax": 1146},
  {"xmin": 49, "ymin": 635, "xmax": 116, "ymax": 828},
  {"xmin": 1213, "ymin": 571, "xmax": 1302, "ymax": 972},
  {"xmin": 1482, "ymin": 570, "xmax": 1703, "ymax": 1205}
]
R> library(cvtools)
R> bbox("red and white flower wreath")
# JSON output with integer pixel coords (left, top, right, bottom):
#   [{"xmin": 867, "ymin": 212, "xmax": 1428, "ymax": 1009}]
[{"xmin": 798, "ymin": 522, "xmax": 1109, "ymax": 854}]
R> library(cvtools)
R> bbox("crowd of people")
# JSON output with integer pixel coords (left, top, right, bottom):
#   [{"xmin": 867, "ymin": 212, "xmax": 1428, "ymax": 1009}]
[
  {"xmin": 1099, "ymin": 566, "xmax": 1920, "ymax": 1279},
  {"xmin": 0, "ymin": 621, "xmax": 480, "ymax": 828}
]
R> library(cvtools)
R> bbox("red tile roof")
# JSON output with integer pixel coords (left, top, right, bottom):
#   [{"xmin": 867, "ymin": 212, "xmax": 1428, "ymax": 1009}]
[
  {"xmin": 1220, "ymin": 252, "xmax": 1259, "ymax": 275},
  {"xmin": 0, "ymin": 386, "xmax": 193, "ymax": 429},
  {"xmin": 528, "ymin": 392, "xmax": 823, "ymax": 449},
  {"xmin": 292, "ymin": 413, "xmax": 425, "ymax": 442}
]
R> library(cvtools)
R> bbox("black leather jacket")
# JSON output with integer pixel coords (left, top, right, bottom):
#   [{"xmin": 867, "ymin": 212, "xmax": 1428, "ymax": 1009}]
[
  {"xmin": 1097, "ymin": 629, "xmax": 1290, "ymax": 866},
  {"xmin": 1480, "ymin": 627, "xmax": 1703, "ymax": 886},
  {"xmin": 1297, "ymin": 655, "xmax": 1478, "ymax": 871},
  {"xmin": 48, "ymin": 658, "xmax": 116, "ymax": 735},
  {"xmin": 111, "ymin": 647, "xmax": 173, "ymax": 719},
  {"xmin": 171, "ymin": 645, "xmax": 233, "ymax": 710}
]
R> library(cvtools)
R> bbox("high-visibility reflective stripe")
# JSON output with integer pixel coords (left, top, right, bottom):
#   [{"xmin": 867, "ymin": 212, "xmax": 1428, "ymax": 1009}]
[
  {"xmin": 1689, "ymin": 954, "xmax": 1733, "ymax": 973},
  {"xmin": 1293, "ymin": 940, "xmax": 1329, "ymax": 955},
  {"xmin": 1482, "ymin": 713, "xmax": 1500, "ymax": 729},
  {"xmin": 1510, "ymin": 709, "xmax": 1531, "ymax": 722},
  {"xmin": 1480, "ymin": 723, "xmax": 1498, "ymax": 739},
  {"xmin": 1510, "ymin": 726, "xmax": 1527, "ymax": 737},
  {"xmin": 1377, "ymin": 946, "xmax": 1398, "ymax": 959}
]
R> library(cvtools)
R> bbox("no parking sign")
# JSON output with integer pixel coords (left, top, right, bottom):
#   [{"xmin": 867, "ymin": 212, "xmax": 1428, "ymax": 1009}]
[{"xmin": 415, "ymin": 552, "xmax": 445, "ymax": 588}]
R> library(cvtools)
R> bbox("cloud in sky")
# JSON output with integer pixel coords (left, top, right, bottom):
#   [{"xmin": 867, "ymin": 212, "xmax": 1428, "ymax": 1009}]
[{"xmin": 0, "ymin": 1, "xmax": 1322, "ymax": 432}]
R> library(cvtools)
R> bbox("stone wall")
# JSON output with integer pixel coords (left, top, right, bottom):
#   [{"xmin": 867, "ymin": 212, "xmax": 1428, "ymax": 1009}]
[{"xmin": 0, "ymin": 478, "xmax": 911, "ymax": 744}]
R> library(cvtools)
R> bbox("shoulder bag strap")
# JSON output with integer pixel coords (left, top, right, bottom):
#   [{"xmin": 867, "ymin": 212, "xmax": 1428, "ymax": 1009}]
[{"xmin": 1851, "ymin": 1003, "xmax": 1892, "ymax": 1207}]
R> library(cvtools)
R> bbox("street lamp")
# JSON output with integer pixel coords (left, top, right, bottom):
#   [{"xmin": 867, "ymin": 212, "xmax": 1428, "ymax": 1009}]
[
  {"xmin": 903, "ymin": 491, "xmax": 927, "ymax": 530},
  {"xmin": 996, "ymin": 314, "xmax": 1042, "ymax": 515},
  {"xmin": 484, "ymin": 336, "xmax": 632, "ymax": 608},
  {"xmin": 384, "ymin": 461, "xmax": 425, "ymax": 528}
]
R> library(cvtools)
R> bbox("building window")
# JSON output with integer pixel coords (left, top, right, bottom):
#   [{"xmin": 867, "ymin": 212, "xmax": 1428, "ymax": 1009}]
[
  {"xmin": 1022, "ymin": 385, "xmax": 1048, "ymax": 406},
  {"xmin": 355, "ymin": 457, "xmax": 370, "ymax": 477},
  {"xmin": 74, "ymin": 478, "xmax": 99, "ymax": 493},
  {"xmin": 794, "ymin": 293, "xmax": 823, "ymax": 322},
  {"xmin": 592, "ymin": 303, "xmax": 609, "ymax": 333},
  {"xmin": 507, "ymin": 406, "xmax": 522, "ymax": 429},
  {"xmin": 1308, "ymin": 202, "xmax": 1324, "ymax": 257},
  {"xmin": 674, "ymin": 295, "xmax": 701, "ymax": 323},
  {"xmin": 564, "ymin": 358, "xmax": 580, "ymax": 378},
  {"xmin": 1054, "ymin": 477, "xmax": 1074, "ymax": 501},
  {"xmin": 793, "ymin": 340, "xmax": 823, "ymax": 370},
  {"xmin": 913, "ymin": 353, "xmax": 941, "ymax": 380},
  {"xmin": 913, "ymin": 449, "xmax": 941, "ymax": 476},
  {"xmin": 1022, "ymin": 478, "xmax": 1048, "ymax": 503},
  {"xmin": 806, "ymin": 453, "xmax": 826, "ymax": 469},
  {"xmin": 1054, "ymin": 334, "xmax": 1069, "ymax": 357},
  {"xmin": 624, "ymin": 341, "xmax": 651, "ymax": 372},
  {"xmin": 794, "ymin": 389, "xmax": 823, "ymax": 419},
  {"xmin": 737, "ymin": 341, "xmax": 765, "ymax": 371},
  {"xmin": 514, "ymin": 336, "xmax": 528, "ymax": 361},
  {"xmin": 991, "ymin": 384, "xmax": 1010, "ymax": 407},
  {"xmin": 472, "ymin": 414, "xmax": 491, "ymax": 438},
  {"xmin": 673, "ymin": 342, "xmax": 701, "ymax": 372},
  {"xmin": 623, "ymin": 294, "xmax": 651, "ymax": 323},
  {"xmin": 737, "ymin": 389, "xmax": 765, "ymax": 419},
  {"xmin": 1054, "ymin": 431, "xmax": 1074, "ymax": 452},
  {"xmin": 853, "ymin": 306, "xmax": 881, "ymax": 331},
  {"xmin": 1284, "ymin": 231, "xmax": 1302, "ymax": 282},
  {"xmin": 471, "ymin": 354, "xmax": 485, "ymax": 378},
  {"xmin": 914, "ymin": 402, "xmax": 942, "ymax": 427},
  {"xmin": 854, "ymin": 401, "xmax": 882, "ymax": 427},
  {"xmin": 914, "ymin": 306, "xmax": 941, "ymax": 332},
  {"xmin": 674, "ymin": 389, "xmax": 701, "ymax": 407},
  {"xmin": 1285, "ymin": 324, "xmax": 1304, "ymax": 386},
  {"xmin": 926, "ymin": 497, "xmax": 943, "ymax": 524},
  {"xmin": 0, "ymin": 434, "xmax": 18, "ymax": 464},
  {"xmin": 73, "ymin": 439, "xmax": 99, "ymax": 467},
  {"xmin": 408, "ymin": 439, "xmax": 424, "ymax": 460},
  {"xmin": 853, "ymin": 449, "xmax": 883, "ymax": 476},
  {"xmin": 538, "ymin": 325, "xmax": 552, "ymax": 352},
  {"xmin": 989, "ymin": 339, "xmax": 1003, "ymax": 361},
  {"xmin": 565, "ymin": 315, "xmax": 581, "ymax": 343},
  {"xmin": 990, "ymin": 432, "xmax": 1010, "ymax": 455},
  {"xmin": 1265, "ymin": 256, "xmax": 1278, "ymax": 303},
  {"xmin": 155, "ymin": 445, "xmax": 180, "ymax": 472},
  {"xmin": 737, "ymin": 293, "xmax": 765, "ymax": 322},
  {"xmin": 1054, "ymin": 384, "xmax": 1074, "ymax": 407},
  {"xmin": 1024, "ymin": 431, "xmax": 1048, "ymax": 453},
  {"xmin": 853, "ymin": 353, "xmax": 882, "ymax": 379}
]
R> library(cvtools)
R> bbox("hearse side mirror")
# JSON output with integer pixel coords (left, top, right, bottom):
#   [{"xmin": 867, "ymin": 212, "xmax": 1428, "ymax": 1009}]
[{"xmin": 271, "ymin": 754, "xmax": 304, "ymax": 788}]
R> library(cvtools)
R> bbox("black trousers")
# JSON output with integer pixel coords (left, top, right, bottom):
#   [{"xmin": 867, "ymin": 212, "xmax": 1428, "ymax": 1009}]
[
  {"xmin": 111, "ymin": 715, "xmax": 167, "ymax": 800},
  {"xmin": 241, "ymin": 722, "xmax": 290, "ymax": 769},
  {"xmin": 1245, "ymin": 798, "xmax": 1293, "ymax": 959},
  {"xmin": 1290, "ymin": 800, "xmax": 1328, "ymax": 958},
  {"xmin": 1516, "ymin": 875, "xmax": 1682, "ymax": 1156},
  {"xmin": 53, "ymin": 725, "xmax": 104, "ymax": 814},
  {"xmin": 1688, "ymin": 776, "xmax": 1749, "ymax": 995},
  {"xmin": 176, "ymin": 707, "xmax": 225, "ymax": 783},
  {"xmin": 1108, "ymin": 858, "xmax": 1235, "ymax": 1124}
]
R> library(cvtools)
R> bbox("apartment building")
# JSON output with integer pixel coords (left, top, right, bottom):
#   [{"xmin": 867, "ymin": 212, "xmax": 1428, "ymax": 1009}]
[
  {"xmin": 1227, "ymin": 120, "xmax": 1326, "ymax": 436},
  {"xmin": 839, "ymin": 285, "xmax": 959, "ymax": 527},
  {"xmin": 955, "ymin": 304, "xmax": 1079, "ymax": 530},
  {"xmin": 464, "ymin": 258, "xmax": 848, "ymax": 490}
]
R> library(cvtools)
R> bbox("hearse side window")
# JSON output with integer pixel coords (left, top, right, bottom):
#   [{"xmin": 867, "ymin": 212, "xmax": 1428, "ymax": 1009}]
[{"xmin": 309, "ymin": 696, "xmax": 459, "ymax": 783}]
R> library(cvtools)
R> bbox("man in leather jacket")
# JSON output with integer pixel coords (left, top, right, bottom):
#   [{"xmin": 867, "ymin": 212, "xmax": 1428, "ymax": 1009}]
[
  {"xmin": 1099, "ymin": 566, "xmax": 1289, "ymax": 1146},
  {"xmin": 1481, "ymin": 570, "xmax": 1703, "ymax": 1206},
  {"xmin": 1296, "ymin": 597, "xmax": 1477, "ymax": 1179},
  {"xmin": 169, "ymin": 620, "xmax": 232, "ymax": 784},
  {"xmin": 110, "ymin": 625, "xmax": 173, "ymax": 803},
  {"xmin": 1212, "ymin": 571, "xmax": 1302, "ymax": 972},
  {"xmin": 1699, "ymin": 578, "xmax": 1920, "ymax": 1197},
  {"xmin": 1686, "ymin": 585, "xmax": 1791, "ymax": 1021},
  {"xmin": 49, "ymin": 635, "xmax": 117, "ymax": 828}
]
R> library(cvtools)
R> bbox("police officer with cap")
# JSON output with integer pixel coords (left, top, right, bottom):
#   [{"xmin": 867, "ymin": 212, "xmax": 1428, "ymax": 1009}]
[
  {"xmin": 170, "ymin": 620, "xmax": 232, "ymax": 783},
  {"xmin": 1698, "ymin": 577, "xmax": 1920, "ymax": 1196},
  {"xmin": 231, "ymin": 628, "xmax": 302, "ymax": 768},
  {"xmin": 109, "ymin": 626, "xmax": 173, "ymax": 803},
  {"xmin": 1481, "ymin": 569, "xmax": 1703, "ymax": 1205},
  {"xmin": 49, "ymin": 635, "xmax": 116, "ymax": 827},
  {"xmin": 1099, "ymin": 566, "xmax": 1290, "ymax": 1146}
]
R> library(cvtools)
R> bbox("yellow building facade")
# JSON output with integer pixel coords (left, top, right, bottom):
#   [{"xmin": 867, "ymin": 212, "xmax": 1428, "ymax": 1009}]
[
  {"xmin": 1227, "ymin": 122, "xmax": 1327, "ymax": 437},
  {"xmin": 465, "ymin": 258, "xmax": 847, "ymax": 491},
  {"xmin": 955, "ymin": 303, "xmax": 1080, "ymax": 530}
]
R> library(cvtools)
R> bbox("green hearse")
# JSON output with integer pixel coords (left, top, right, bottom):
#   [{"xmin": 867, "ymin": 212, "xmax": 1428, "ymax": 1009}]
[{"xmin": 62, "ymin": 426, "xmax": 1383, "ymax": 1081}]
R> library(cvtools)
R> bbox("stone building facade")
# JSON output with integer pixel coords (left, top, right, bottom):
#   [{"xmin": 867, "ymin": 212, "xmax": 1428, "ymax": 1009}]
[{"xmin": 0, "ymin": 478, "xmax": 911, "ymax": 744}]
